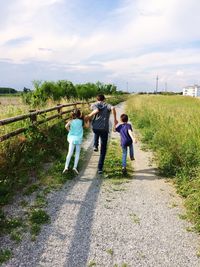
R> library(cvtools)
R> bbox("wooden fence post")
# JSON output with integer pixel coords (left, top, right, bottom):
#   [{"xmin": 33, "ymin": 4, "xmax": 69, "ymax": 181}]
[
  {"xmin": 57, "ymin": 104, "xmax": 62, "ymax": 118},
  {"xmin": 29, "ymin": 110, "xmax": 37, "ymax": 125}
]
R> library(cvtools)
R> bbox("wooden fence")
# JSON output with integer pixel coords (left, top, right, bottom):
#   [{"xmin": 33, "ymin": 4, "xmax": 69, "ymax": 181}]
[{"xmin": 0, "ymin": 101, "xmax": 93, "ymax": 142}]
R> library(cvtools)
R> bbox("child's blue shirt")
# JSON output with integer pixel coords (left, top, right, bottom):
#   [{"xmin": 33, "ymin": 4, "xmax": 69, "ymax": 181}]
[
  {"xmin": 116, "ymin": 123, "xmax": 133, "ymax": 147},
  {"xmin": 67, "ymin": 119, "xmax": 83, "ymax": 145}
]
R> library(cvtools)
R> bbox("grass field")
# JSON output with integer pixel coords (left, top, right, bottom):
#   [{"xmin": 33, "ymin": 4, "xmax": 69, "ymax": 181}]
[
  {"xmin": 126, "ymin": 94, "xmax": 200, "ymax": 231},
  {"xmin": 0, "ymin": 96, "xmax": 29, "ymax": 119},
  {"xmin": 0, "ymin": 95, "xmax": 75, "ymax": 120}
]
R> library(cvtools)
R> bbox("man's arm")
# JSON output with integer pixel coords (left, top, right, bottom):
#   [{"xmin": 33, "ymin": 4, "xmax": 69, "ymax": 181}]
[
  {"xmin": 111, "ymin": 107, "xmax": 118, "ymax": 125},
  {"xmin": 87, "ymin": 109, "xmax": 99, "ymax": 119}
]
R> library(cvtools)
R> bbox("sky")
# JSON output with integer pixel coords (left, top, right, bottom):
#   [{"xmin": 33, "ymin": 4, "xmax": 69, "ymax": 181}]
[{"xmin": 0, "ymin": 0, "xmax": 200, "ymax": 92}]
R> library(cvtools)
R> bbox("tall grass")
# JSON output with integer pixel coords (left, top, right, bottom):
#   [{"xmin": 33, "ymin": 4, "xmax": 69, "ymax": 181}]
[{"xmin": 127, "ymin": 95, "xmax": 200, "ymax": 230}]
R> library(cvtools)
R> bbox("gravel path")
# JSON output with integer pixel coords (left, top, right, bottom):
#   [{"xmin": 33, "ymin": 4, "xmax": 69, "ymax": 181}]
[{"xmin": 3, "ymin": 102, "xmax": 200, "ymax": 267}]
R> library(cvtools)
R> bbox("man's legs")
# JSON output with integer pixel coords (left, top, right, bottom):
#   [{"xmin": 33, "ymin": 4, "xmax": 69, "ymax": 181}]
[
  {"xmin": 93, "ymin": 129, "xmax": 100, "ymax": 150},
  {"xmin": 98, "ymin": 130, "xmax": 108, "ymax": 172}
]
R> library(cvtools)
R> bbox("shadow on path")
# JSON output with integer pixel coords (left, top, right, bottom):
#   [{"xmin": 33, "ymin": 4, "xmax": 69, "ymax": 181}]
[
  {"xmin": 64, "ymin": 176, "xmax": 102, "ymax": 267},
  {"xmin": 133, "ymin": 168, "xmax": 166, "ymax": 181},
  {"xmin": 5, "ymin": 139, "xmax": 98, "ymax": 267}
]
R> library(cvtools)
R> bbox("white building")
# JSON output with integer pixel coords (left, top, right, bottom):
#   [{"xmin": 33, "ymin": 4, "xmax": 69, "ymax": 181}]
[{"xmin": 183, "ymin": 85, "xmax": 200, "ymax": 97}]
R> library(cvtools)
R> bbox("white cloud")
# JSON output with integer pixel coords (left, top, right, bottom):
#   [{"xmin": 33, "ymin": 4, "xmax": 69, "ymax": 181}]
[
  {"xmin": 1, "ymin": 0, "xmax": 200, "ymax": 90},
  {"xmin": 176, "ymin": 70, "xmax": 184, "ymax": 76}
]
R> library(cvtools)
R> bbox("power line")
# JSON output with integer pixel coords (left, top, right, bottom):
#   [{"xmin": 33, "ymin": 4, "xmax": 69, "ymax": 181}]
[
  {"xmin": 165, "ymin": 82, "xmax": 167, "ymax": 92},
  {"xmin": 155, "ymin": 75, "xmax": 159, "ymax": 94}
]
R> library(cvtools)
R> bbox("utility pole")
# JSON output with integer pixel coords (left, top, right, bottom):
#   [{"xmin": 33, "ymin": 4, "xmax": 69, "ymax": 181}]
[
  {"xmin": 155, "ymin": 75, "xmax": 159, "ymax": 94},
  {"xmin": 165, "ymin": 82, "xmax": 167, "ymax": 92},
  {"xmin": 126, "ymin": 82, "xmax": 129, "ymax": 93}
]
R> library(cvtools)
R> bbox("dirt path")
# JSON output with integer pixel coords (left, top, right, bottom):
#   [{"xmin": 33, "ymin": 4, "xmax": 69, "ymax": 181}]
[{"xmin": 3, "ymin": 102, "xmax": 200, "ymax": 267}]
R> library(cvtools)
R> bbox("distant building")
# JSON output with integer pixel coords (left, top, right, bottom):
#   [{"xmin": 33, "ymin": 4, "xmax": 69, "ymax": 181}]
[{"xmin": 183, "ymin": 85, "xmax": 200, "ymax": 97}]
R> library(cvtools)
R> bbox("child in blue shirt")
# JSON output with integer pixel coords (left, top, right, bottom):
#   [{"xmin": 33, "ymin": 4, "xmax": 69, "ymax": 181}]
[
  {"xmin": 63, "ymin": 109, "xmax": 89, "ymax": 174},
  {"xmin": 114, "ymin": 114, "xmax": 136, "ymax": 174}
]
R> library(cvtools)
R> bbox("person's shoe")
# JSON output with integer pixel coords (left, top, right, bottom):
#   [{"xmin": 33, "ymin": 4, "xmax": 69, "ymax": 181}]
[
  {"xmin": 93, "ymin": 147, "xmax": 98, "ymax": 152},
  {"xmin": 131, "ymin": 157, "xmax": 135, "ymax": 161},
  {"xmin": 97, "ymin": 170, "xmax": 103, "ymax": 174},
  {"xmin": 122, "ymin": 167, "xmax": 127, "ymax": 175},
  {"xmin": 62, "ymin": 168, "xmax": 68, "ymax": 174},
  {"xmin": 73, "ymin": 168, "xmax": 79, "ymax": 174}
]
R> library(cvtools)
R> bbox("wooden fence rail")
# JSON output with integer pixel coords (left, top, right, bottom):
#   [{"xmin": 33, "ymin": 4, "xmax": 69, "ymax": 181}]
[{"xmin": 0, "ymin": 100, "xmax": 93, "ymax": 142}]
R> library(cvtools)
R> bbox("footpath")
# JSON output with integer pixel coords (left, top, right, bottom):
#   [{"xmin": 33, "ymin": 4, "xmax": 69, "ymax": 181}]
[{"xmin": 3, "ymin": 102, "xmax": 200, "ymax": 267}]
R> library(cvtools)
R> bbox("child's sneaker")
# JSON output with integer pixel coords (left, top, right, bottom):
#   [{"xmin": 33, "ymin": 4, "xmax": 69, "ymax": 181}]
[
  {"xmin": 93, "ymin": 147, "xmax": 98, "ymax": 152},
  {"xmin": 131, "ymin": 157, "xmax": 135, "ymax": 161},
  {"xmin": 73, "ymin": 168, "xmax": 79, "ymax": 174},
  {"xmin": 97, "ymin": 169, "xmax": 103, "ymax": 174},
  {"xmin": 62, "ymin": 168, "xmax": 68, "ymax": 174}
]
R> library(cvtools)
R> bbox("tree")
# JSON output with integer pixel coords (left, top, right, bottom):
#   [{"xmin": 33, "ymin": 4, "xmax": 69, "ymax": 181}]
[
  {"xmin": 0, "ymin": 87, "xmax": 18, "ymax": 94},
  {"xmin": 23, "ymin": 87, "xmax": 31, "ymax": 93},
  {"xmin": 76, "ymin": 83, "xmax": 98, "ymax": 100},
  {"xmin": 57, "ymin": 80, "xmax": 77, "ymax": 99}
]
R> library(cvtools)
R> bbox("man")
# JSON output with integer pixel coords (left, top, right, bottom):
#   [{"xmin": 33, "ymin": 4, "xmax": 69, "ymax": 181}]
[{"xmin": 88, "ymin": 94, "xmax": 118, "ymax": 174}]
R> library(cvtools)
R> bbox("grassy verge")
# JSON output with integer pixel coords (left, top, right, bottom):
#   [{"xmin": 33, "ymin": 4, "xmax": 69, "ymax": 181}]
[
  {"xmin": 104, "ymin": 138, "xmax": 133, "ymax": 184},
  {"xmin": 106, "ymin": 94, "xmax": 128, "ymax": 106},
  {"xmin": 127, "ymin": 94, "xmax": 200, "ymax": 231},
  {"xmin": 0, "ymin": 121, "xmax": 67, "ymax": 205}
]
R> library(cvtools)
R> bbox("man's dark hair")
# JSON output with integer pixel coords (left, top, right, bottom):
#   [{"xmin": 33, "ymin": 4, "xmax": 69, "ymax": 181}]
[
  {"xmin": 97, "ymin": 94, "xmax": 105, "ymax": 101},
  {"xmin": 120, "ymin": 114, "xmax": 128, "ymax": 122}
]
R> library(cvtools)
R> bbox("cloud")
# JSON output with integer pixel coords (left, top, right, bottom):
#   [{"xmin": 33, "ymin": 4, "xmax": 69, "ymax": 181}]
[
  {"xmin": 0, "ymin": 0, "xmax": 200, "ymax": 91},
  {"xmin": 4, "ymin": 36, "xmax": 32, "ymax": 46},
  {"xmin": 38, "ymin": 48, "xmax": 54, "ymax": 52},
  {"xmin": 176, "ymin": 70, "xmax": 184, "ymax": 76}
]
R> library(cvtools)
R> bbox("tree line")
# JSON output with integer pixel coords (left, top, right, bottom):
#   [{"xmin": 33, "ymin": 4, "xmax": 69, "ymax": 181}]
[
  {"xmin": 22, "ymin": 80, "xmax": 122, "ymax": 106},
  {"xmin": 0, "ymin": 87, "xmax": 18, "ymax": 94}
]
